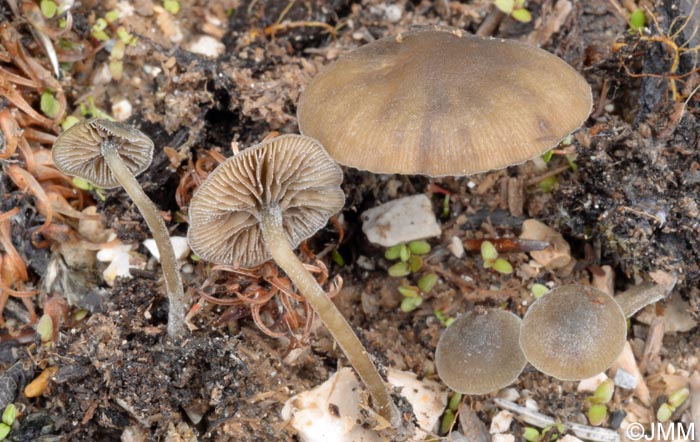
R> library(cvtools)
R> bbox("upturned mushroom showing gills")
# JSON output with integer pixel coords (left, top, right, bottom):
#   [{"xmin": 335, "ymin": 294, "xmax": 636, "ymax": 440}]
[
  {"xmin": 52, "ymin": 119, "xmax": 187, "ymax": 339},
  {"xmin": 435, "ymin": 309, "xmax": 526, "ymax": 395},
  {"xmin": 297, "ymin": 27, "xmax": 592, "ymax": 176},
  {"xmin": 519, "ymin": 284, "xmax": 627, "ymax": 380},
  {"xmin": 187, "ymin": 134, "xmax": 398, "ymax": 424}
]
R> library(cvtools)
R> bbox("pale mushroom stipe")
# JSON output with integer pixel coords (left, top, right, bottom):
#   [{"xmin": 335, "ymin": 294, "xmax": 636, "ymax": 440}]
[
  {"xmin": 52, "ymin": 119, "xmax": 188, "ymax": 338},
  {"xmin": 186, "ymin": 135, "xmax": 399, "ymax": 424}
]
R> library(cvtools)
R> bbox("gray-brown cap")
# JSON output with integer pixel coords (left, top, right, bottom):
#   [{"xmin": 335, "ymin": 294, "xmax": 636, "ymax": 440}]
[
  {"xmin": 435, "ymin": 309, "xmax": 526, "ymax": 395},
  {"xmin": 52, "ymin": 118, "xmax": 154, "ymax": 189},
  {"xmin": 519, "ymin": 284, "xmax": 627, "ymax": 380},
  {"xmin": 187, "ymin": 134, "xmax": 345, "ymax": 268},
  {"xmin": 297, "ymin": 27, "xmax": 592, "ymax": 176}
]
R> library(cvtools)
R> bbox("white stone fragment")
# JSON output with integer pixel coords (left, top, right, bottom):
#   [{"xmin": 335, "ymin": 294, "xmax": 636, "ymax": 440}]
[
  {"xmin": 361, "ymin": 195, "xmax": 441, "ymax": 247},
  {"xmin": 613, "ymin": 367, "xmax": 638, "ymax": 390},
  {"xmin": 577, "ymin": 373, "xmax": 609, "ymax": 393},
  {"xmin": 283, "ymin": 368, "xmax": 448, "ymax": 442},
  {"xmin": 492, "ymin": 434, "xmax": 515, "ymax": 442},
  {"xmin": 497, "ymin": 388, "xmax": 520, "ymax": 402},
  {"xmin": 143, "ymin": 236, "xmax": 190, "ymax": 261},
  {"xmin": 383, "ymin": 4, "xmax": 402, "ymax": 22},
  {"xmin": 560, "ymin": 435, "xmax": 584, "ymax": 442},
  {"xmin": 103, "ymin": 252, "xmax": 131, "ymax": 286},
  {"xmin": 281, "ymin": 367, "xmax": 382, "ymax": 442},
  {"xmin": 97, "ymin": 242, "xmax": 132, "ymax": 262},
  {"xmin": 112, "ymin": 99, "xmax": 133, "ymax": 121},
  {"xmin": 448, "ymin": 236, "xmax": 465, "ymax": 258},
  {"xmin": 186, "ymin": 35, "xmax": 225, "ymax": 58},
  {"xmin": 387, "ymin": 369, "xmax": 447, "ymax": 434},
  {"xmin": 490, "ymin": 410, "xmax": 513, "ymax": 434}
]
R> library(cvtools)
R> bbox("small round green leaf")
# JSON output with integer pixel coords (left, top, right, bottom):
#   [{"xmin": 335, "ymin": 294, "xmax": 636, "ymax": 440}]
[
  {"xmin": 409, "ymin": 240, "xmax": 431, "ymax": 255},
  {"xmin": 657, "ymin": 403, "xmax": 673, "ymax": 422},
  {"xmin": 2, "ymin": 404, "xmax": 16, "ymax": 426},
  {"xmin": 587, "ymin": 404, "xmax": 607, "ymax": 426},
  {"xmin": 388, "ymin": 261, "xmax": 410, "ymax": 277},
  {"xmin": 512, "ymin": 8, "xmax": 532, "ymax": 23},
  {"xmin": 629, "ymin": 9, "xmax": 645, "ymax": 31},
  {"xmin": 493, "ymin": 257, "xmax": 513, "ymax": 274},
  {"xmin": 0, "ymin": 423, "xmax": 9, "ymax": 440},
  {"xmin": 418, "ymin": 273, "xmax": 438, "ymax": 293},
  {"xmin": 400, "ymin": 296, "xmax": 423, "ymax": 312}
]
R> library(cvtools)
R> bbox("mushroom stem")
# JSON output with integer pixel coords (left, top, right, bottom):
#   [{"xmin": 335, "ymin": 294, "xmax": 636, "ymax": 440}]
[
  {"xmin": 260, "ymin": 205, "xmax": 398, "ymax": 425},
  {"xmin": 614, "ymin": 281, "xmax": 673, "ymax": 318},
  {"xmin": 102, "ymin": 143, "xmax": 188, "ymax": 339}
]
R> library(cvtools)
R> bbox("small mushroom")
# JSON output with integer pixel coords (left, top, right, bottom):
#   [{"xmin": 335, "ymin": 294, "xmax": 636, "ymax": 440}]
[
  {"xmin": 187, "ymin": 134, "xmax": 398, "ymax": 423},
  {"xmin": 519, "ymin": 285, "xmax": 627, "ymax": 380},
  {"xmin": 298, "ymin": 27, "xmax": 592, "ymax": 176},
  {"xmin": 435, "ymin": 309, "xmax": 526, "ymax": 395},
  {"xmin": 52, "ymin": 119, "xmax": 188, "ymax": 338}
]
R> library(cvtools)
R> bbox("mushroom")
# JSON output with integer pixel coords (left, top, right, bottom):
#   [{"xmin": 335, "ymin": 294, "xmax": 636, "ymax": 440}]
[
  {"xmin": 52, "ymin": 119, "xmax": 188, "ymax": 338},
  {"xmin": 297, "ymin": 27, "xmax": 592, "ymax": 176},
  {"xmin": 186, "ymin": 134, "xmax": 398, "ymax": 423},
  {"xmin": 435, "ymin": 308, "xmax": 526, "ymax": 395},
  {"xmin": 519, "ymin": 284, "xmax": 627, "ymax": 380}
]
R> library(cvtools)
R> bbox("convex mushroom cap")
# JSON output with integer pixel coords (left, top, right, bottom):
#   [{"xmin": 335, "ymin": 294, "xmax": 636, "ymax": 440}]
[
  {"xmin": 435, "ymin": 309, "xmax": 526, "ymax": 395},
  {"xmin": 298, "ymin": 27, "xmax": 592, "ymax": 176},
  {"xmin": 52, "ymin": 118, "xmax": 154, "ymax": 188},
  {"xmin": 519, "ymin": 284, "xmax": 627, "ymax": 380},
  {"xmin": 187, "ymin": 134, "xmax": 345, "ymax": 268}
]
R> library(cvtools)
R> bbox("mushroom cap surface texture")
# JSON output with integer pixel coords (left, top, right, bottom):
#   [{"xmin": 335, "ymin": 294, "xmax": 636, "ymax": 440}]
[
  {"xmin": 297, "ymin": 27, "xmax": 592, "ymax": 176},
  {"xmin": 52, "ymin": 118, "xmax": 154, "ymax": 189},
  {"xmin": 435, "ymin": 309, "xmax": 526, "ymax": 395},
  {"xmin": 187, "ymin": 135, "xmax": 345, "ymax": 268},
  {"xmin": 519, "ymin": 284, "xmax": 627, "ymax": 380}
]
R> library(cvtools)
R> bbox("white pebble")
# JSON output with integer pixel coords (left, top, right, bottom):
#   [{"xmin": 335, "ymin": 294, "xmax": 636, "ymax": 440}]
[
  {"xmin": 112, "ymin": 99, "xmax": 132, "ymax": 121},
  {"xmin": 361, "ymin": 194, "xmax": 441, "ymax": 247},
  {"xmin": 187, "ymin": 35, "xmax": 225, "ymax": 57},
  {"xmin": 448, "ymin": 236, "xmax": 465, "ymax": 258},
  {"xmin": 492, "ymin": 434, "xmax": 515, "ymax": 442},
  {"xmin": 490, "ymin": 410, "xmax": 513, "ymax": 434},
  {"xmin": 143, "ymin": 236, "xmax": 190, "ymax": 261}
]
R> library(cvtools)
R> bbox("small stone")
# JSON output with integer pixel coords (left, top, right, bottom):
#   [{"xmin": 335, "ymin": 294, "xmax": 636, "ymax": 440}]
[
  {"xmin": 383, "ymin": 4, "xmax": 402, "ymax": 22},
  {"xmin": 103, "ymin": 252, "xmax": 131, "ymax": 286},
  {"xmin": 448, "ymin": 236, "xmax": 465, "ymax": 258},
  {"xmin": 578, "ymin": 373, "xmax": 609, "ymax": 393},
  {"xmin": 489, "ymin": 410, "xmax": 513, "ymax": 434},
  {"xmin": 497, "ymin": 388, "xmax": 520, "ymax": 402},
  {"xmin": 387, "ymin": 369, "xmax": 447, "ymax": 433},
  {"xmin": 143, "ymin": 236, "xmax": 190, "ymax": 261},
  {"xmin": 560, "ymin": 435, "xmax": 584, "ymax": 442},
  {"xmin": 356, "ymin": 255, "xmax": 375, "ymax": 271},
  {"xmin": 186, "ymin": 35, "xmax": 225, "ymax": 57},
  {"xmin": 281, "ymin": 368, "xmax": 381, "ymax": 442},
  {"xmin": 97, "ymin": 241, "xmax": 132, "ymax": 262},
  {"xmin": 524, "ymin": 399, "xmax": 539, "ymax": 411},
  {"xmin": 112, "ymin": 99, "xmax": 132, "ymax": 121},
  {"xmin": 361, "ymin": 194, "xmax": 441, "ymax": 247},
  {"xmin": 612, "ymin": 369, "xmax": 638, "ymax": 390},
  {"xmin": 492, "ymin": 434, "xmax": 515, "ymax": 442},
  {"xmin": 520, "ymin": 219, "xmax": 573, "ymax": 269}
]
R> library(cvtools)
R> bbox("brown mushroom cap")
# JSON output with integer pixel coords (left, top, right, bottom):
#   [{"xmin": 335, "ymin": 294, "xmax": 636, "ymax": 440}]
[
  {"xmin": 52, "ymin": 118, "xmax": 154, "ymax": 189},
  {"xmin": 519, "ymin": 284, "xmax": 627, "ymax": 380},
  {"xmin": 187, "ymin": 134, "xmax": 345, "ymax": 268},
  {"xmin": 297, "ymin": 28, "xmax": 592, "ymax": 176},
  {"xmin": 435, "ymin": 309, "xmax": 526, "ymax": 395}
]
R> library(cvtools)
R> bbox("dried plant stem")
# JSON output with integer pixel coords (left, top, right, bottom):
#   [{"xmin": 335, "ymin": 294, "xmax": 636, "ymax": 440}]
[
  {"xmin": 102, "ymin": 144, "xmax": 187, "ymax": 338},
  {"xmin": 261, "ymin": 205, "xmax": 398, "ymax": 425}
]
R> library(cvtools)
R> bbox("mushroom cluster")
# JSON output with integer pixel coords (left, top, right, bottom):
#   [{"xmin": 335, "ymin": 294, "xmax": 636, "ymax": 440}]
[{"xmin": 436, "ymin": 283, "xmax": 668, "ymax": 394}]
